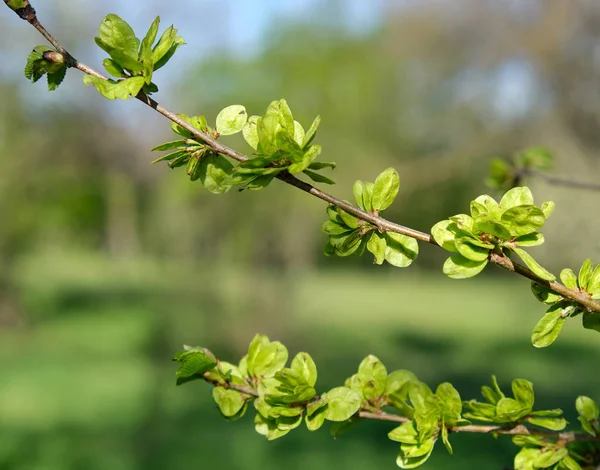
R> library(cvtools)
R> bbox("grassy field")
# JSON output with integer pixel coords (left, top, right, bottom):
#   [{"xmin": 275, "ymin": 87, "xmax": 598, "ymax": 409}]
[{"xmin": 1, "ymin": 251, "xmax": 599, "ymax": 470}]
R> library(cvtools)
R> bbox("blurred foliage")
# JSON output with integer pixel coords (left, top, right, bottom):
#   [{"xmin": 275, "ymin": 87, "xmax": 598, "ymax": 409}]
[{"xmin": 1, "ymin": 0, "xmax": 600, "ymax": 469}]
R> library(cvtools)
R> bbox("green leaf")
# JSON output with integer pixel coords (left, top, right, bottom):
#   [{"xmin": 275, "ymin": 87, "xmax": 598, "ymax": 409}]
[
  {"xmin": 246, "ymin": 335, "xmax": 288, "ymax": 379},
  {"xmin": 6, "ymin": 0, "xmax": 30, "ymax": 10},
  {"xmin": 431, "ymin": 220, "xmax": 458, "ymax": 252},
  {"xmin": 305, "ymin": 400, "xmax": 328, "ymax": 431},
  {"xmin": 291, "ymin": 352, "xmax": 317, "ymax": 387},
  {"xmin": 302, "ymin": 115, "xmax": 321, "ymax": 149},
  {"xmin": 533, "ymin": 448, "xmax": 568, "ymax": 469},
  {"xmin": 139, "ymin": 16, "xmax": 160, "ymax": 84},
  {"xmin": 242, "ymin": 115, "xmax": 260, "ymax": 150},
  {"xmin": 82, "ymin": 75, "xmax": 145, "ymax": 100},
  {"xmin": 303, "ymin": 169, "xmax": 335, "ymax": 185},
  {"xmin": 515, "ymin": 232, "xmax": 544, "ymax": 247},
  {"xmin": 329, "ymin": 231, "xmax": 362, "ymax": 257},
  {"xmin": 386, "ymin": 370, "xmax": 418, "ymax": 397},
  {"xmin": 576, "ymin": 396, "xmax": 599, "ymax": 436},
  {"xmin": 500, "ymin": 186, "xmax": 534, "ymax": 209},
  {"xmin": 496, "ymin": 397, "xmax": 530, "ymax": 421},
  {"xmin": 212, "ymin": 387, "xmax": 247, "ymax": 418},
  {"xmin": 514, "ymin": 447, "xmax": 541, "ymax": 470},
  {"xmin": 578, "ymin": 259, "xmax": 594, "ymax": 290},
  {"xmin": 526, "ymin": 416, "xmax": 566, "ymax": 430},
  {"xmin": 47, "ymin": 65, "xmax": 66, "ymax": 91},
  {"xmin": 254, "ymin": 413, "xmax": 290, "ymax": 440},
  {"xmin": 588, "ymin": 264, "xmax": 600, "ymax": 299},
  {"xmin": 173, "ymin": 347, "xmax": 217, "ymax": 385},
  {"xmin": 323, "ymin": 387, "xmax": 362, "ymax": 422},
  {"xmin": 531, "ymin": 282, "xmax": 562, "ymax": 305},
  {"xmin": 322, "ymin": 220, "xmax": 352, "ymax": 235},
  {"xmin": 440, "ymin": 422, "xmax": 452, "ymax": 454},
  {"xmin": 388, "ymin": 421, "xmax": 419, "ymax": 444},
  {"xmin": 170, "ymin": 114, "xmax": 207, "ymax": 138},
  {"xmin": 372, "ymin": 168, "xmax": 400, "ymax": 211},
  {"xmin": 582, "ymin": 312, "xmax": 600, "ymax": 333},
  {"xmin": 473, "ymin": 220, "xmax": 511, "ymax": 239},
  {"xmin": 482, "ymin": 376, "xmax": 505, "ymax": 405},
  {"xmin": 512, "ymin": 247, "xmax": 555, "ymax": 281},
  {"xmin": 197, "ymin": 153, "xmax": 234, "ymax": 194},
  {"xmin": 95, "ymin": 14, "xmax": 142, "ymax": 72},
  {"xmin": 216, "ymin": 105, "xmax": 248, "ymax": 136},
  {"xmin": 561, "ymin": 456, "xmax": 583, "ymax": 470},
  {"xmin": 385, "ymin": 232, "xmax": 418, "ymax": 268},
  {"xmin": 474, "ymin": 194, "xmax": 502, "ymax": 220},
  {"xmin": 442, "ymin": 254, "xmax": 487, "ymax": 279},
  {"xmin": 151, "ymin": 140, "xmax": 190, "ymax": 152},
  {"xmin": 288, "ymin": 143, "xmax": 321, "ymax": 173},
  {"xmin": 436, "ymin": 383, "xmax": 462, "ymax": 423},
  {"xmin": 153, "ymin": 33, "xmax": 185, "ymax": 71},
  {"xmin": 367, "ymin": 232, "xmax": 386, "ymax": 265},
  {"xmin": 308, "ymin": 161, "xmax": 336, "ymax": 171},
  {"xmin": 353, "ymin": 180, "xmax": 368, "ymax": 211},
  {"xmin": 396, "ymin": 438, "xmax": 435, "ymax": 469},
  {"xmin": 531, "ymin": 303, "xmax": 567, "ymax": 348},
  {"xmin": 357, "ymin": 355, "xmax": 388, "ymax": 400},
  {"xmin": 152, "ymin": 149, "xmax": 187, "ymax": 164},
  {"xmin": 512, "ymin": 379, "xmax": 534, "ymax": 409},
  {"xmin": 454, "ymin": 237, "xmax": 491, "ymax": 262},
  {"xmin": 541, "ymin": 201, "xmax": 555, "ymax": 219},
  {"xmin": 500, "ymin": 205, "xmax": 545, "ymax": 236},
  {"xmin": 560, "ymin": 268, "xmax": 578, "ymax": 289},
  {"xmin": 102, "ymin": 58, "xmax": 124, "ymax": 78}
]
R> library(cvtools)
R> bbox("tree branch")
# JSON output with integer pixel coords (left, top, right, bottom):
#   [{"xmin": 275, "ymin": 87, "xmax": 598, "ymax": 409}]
[
  {"xmin": 199, "ymin": 372, "xmax": 597, "ymax": 444},
  {"xmin": 7, "ymin": 4, "xmax": 600, "ymax": 313},
  {"xmin": 523, "ymin": 168, "xmax": 600, "ymax": 192}
]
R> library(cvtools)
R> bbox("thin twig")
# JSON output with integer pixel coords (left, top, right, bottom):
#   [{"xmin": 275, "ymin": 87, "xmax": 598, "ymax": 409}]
[
  {"xmin": 8, "ymin": 5, "xmax": 600, "ymax": 313},
  {"xmin": 523, "ymin": 168, "xmax": 600, "ymax": 192}
]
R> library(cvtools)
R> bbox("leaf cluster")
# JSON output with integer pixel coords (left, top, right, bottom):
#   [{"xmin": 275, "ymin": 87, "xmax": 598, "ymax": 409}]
[
  {"xmin": 321, "ymin": 168, "xmax": 419, "ymax": 266},
  {"xmin": 83, "ymin": 14, "xmax": 184, "ymax": 99},
  {"xmin": 24, "ymin": 45, "xmax": 66, "ymax": 91},
  {"xmin": 432, "ymin": 187, "xmax": 555, "ymax": 280},
  {"xmin": 487, "ymin": 147, "xmax": 554, "ymax": 191},
  {"xmin": 530, "ymin": 259, "xmax": 600, "ymax": 347},
  {"xmin": 151, "ymin": 100, "xmax": 336, "ymax": 193}
]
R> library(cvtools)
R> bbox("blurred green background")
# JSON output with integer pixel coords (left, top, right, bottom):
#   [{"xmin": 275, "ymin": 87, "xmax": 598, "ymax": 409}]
[{"xmin": 1, "ymin": 1, "xmax": 600, "ymax": 469}]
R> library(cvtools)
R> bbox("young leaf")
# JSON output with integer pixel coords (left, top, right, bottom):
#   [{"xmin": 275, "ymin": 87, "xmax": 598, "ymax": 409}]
[
  {"xmin": 216, "ymin": 105, "xmax": 248, "ymax": 136},
  {"xmin": 372, "ymin": 168, "xmax": 400, "ymax": 211},
  {"xmin": 442, "ymin": 255, "xmax": 487, "ymax": 279},
  {"xmin": 242, "ymin": 115, "xmax": 260, "ymax": 150},
  {"xmin": 512, "ymin": 247, "xmax": 555, "ymax": 281},
  {"xmin": 47, "ymin": 66, "xmax": 66, "ymax": 91},
  {"xmin": 82, "ymin": 75, "xmax": 145, "ymax": 100},
  {"xmin": 197, "ymin": 153, "xmax": 234, "ymax": 194},
  {"xmin": 139, "ymin": 16, "xmax": 160, "ymax": 84},
  {"xmin": 95, "ymin": 14, "xmax": 142, "ymax": 72},
  {"xmin": 173, "ymin": 347, "xmax": 217, "ymax": 385},
  {"xmin": 531, "ymin": 303, "xmax": 567, "ymax": 348},
  {"xmin": 576, "ymin": 396, "xmax": 599, "ymax": 437},
  {"xmin": 303, "ymin": 169, "xmax": 335, "ymax": 185},
  {"xmin": 367, "ymin": 231, "xmax": 387, "ymax": 265},
  {"xmin": 385, "ymin": 232, "xmax": 418, "ymax": 268},
  {"xmin": 514, "ymin": 232, "xmax": 544, "ymax": 247},
  {"xmin": 290, "ymin": 352, "xmax": 318, "ymax": 387},
  {"xmin": 431, "ymin": 220, "xmax": 458, "ymax": 252},
  {"xmin": 308, "ymin": 161, "xmax": 336, "ymax": 171},
  {"xmin": 153, "ymin": 34, "xmax": 185, "ymax": 70},
  {"xmin": 526, "ymin": 416, "xmax": 567, "ymax": 430},
  {"xmin": 213, "ymin": 387, "xmax": 247, "ymax": 418},
  {"xmin": 530, "ymin": 282, "xmax": 562, "ymax": 305},
  {"xmin": 357, "ymin": 355, "xmax": 388, "ymax": 399},
  {"xmin": 102, "ymin": 58, "xmax": 125, "ymax": 78},
  {"xmin": 288, "ymin": 144, "xmax": 321, "ymax": 173},
  {"xmin": 512, "ymin": 379, "xmax": 534, "ymax": 410},
  {"xmin": 305, "ymin": 400, "xmax": 328, "ymax": 431},
  {"xmin": 578, "ymin": 258, "xmax": 594, "ymax": 290},
  {"xmin": 454, "ymin": 237, "xmax": 490, "ymax": 262},
  {"xmin": 588, "ymin": 264, "xmax": 600, "ymax": 299},
  {"xmin": 302, "ymin": 115, "xmax": 321, "ymax": 149},
  {"xmin": 541, "ymin": 201, "xmax": 555, "ymax": 219},
  {"xmin": 560, "ymin": 268, "xmax": 578, "ymax": 290},
  {"xmin": 323, "ymin": 387, "xmax": 362, "ymax": 422},
  {"xmin": 499, "ymin": 186, "xmax": 534, "ymax": 209},
  {"xmin": 500, "ymin": 205, "xmax": 545, "ymax": 237}
]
